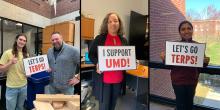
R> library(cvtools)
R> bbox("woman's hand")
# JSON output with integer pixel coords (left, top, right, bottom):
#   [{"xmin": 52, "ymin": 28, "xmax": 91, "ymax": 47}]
[
  {"xmin": 96, "ymin": 64, "xmax": 102, "ymax": 74},
  {"xmin": 9, "ymin": 55, "xmax": 18, "ymax": 65},
  {"xmin": 136, "ymin": 60, "xmax": 140, "ymax": 65},
  {"xmin": 204, "ymin": 57, "xmax": 210, "ymax": 64},
  {"xmin": 160, "ymin": 51, "xmax": 165, "ymax": 61}
]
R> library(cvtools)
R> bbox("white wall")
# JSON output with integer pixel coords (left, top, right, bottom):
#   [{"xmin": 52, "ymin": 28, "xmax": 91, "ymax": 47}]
[
  {"xmin": 0, "ymin": 1, "xmax": 50, "ymax": 28},
  {"xmin": 130, "ymin": 0, "xmax": 148, "ymax": 15},
  {"xmin": 73, "ymin": 20, "xmax": 80, "ymax": 48},
  {"xmin": 81, "ymin": 0, "xmax": 148, "ymax": 38}
]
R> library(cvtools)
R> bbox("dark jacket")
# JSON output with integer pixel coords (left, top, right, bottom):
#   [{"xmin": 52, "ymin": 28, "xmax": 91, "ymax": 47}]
[{"xmin": 89, "ymin": 34, "xmax": 128, "ymax": 102}]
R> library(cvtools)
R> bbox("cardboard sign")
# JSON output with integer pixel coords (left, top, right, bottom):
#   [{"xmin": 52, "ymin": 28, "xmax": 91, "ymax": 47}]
[
  {"xmin": 165, "ymin": 41, "xmax": 206, "ymax": 67},
  {"xmin": 23, "ymin": 55, "xmax": 49, "ymax": 76},
  {"xmin": 98, "ymin": 46, "xmax": 136, "ymax": 71}
]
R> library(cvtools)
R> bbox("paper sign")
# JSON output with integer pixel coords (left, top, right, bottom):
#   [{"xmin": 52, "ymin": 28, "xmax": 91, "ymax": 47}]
[
  {"xmin": 165, "ymin": 41, "xmax": 206, "ymax": 67},
  {"xmin": 23, "ymin": 55, "xmax": 49, "ymax": 76},
  {"xmin": 98, "ymin": 46, "xmax": 136, "ymax": 71}
]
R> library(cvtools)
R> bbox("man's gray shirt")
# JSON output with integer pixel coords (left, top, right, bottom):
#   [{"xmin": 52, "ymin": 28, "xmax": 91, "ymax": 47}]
[{"xmin": 47, "ymin": 42, "xmax": 80, "ymax": 89}]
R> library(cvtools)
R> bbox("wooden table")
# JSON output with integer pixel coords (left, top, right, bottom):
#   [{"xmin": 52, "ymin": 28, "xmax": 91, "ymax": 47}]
[
  {"xmin": 125, "ymin": 65, "xmax": 148, "ymax": 105},
  {"xmin": 126, "ymin": 65, "xmax": 148, "ymax": 78},
  {"xmin": 81, "ymin": 64, "xmax": 95, "ymax": 69}
]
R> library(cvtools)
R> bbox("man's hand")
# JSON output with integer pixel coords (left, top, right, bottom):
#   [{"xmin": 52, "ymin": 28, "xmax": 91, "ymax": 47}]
[
  {"xmin": 68, "ymin": 77, "xmax": 80, "ymax": 86},
  {"xmin": 96, "ymin": 64, "xmax": 102, "ymax": 74},
  {"xmin": 46, "ymin": 68, "xmax": 52, "ymax": 73}
]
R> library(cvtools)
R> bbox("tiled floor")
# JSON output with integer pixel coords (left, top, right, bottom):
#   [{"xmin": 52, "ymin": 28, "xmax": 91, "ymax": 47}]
[
  {"xmin": 115, "ymin": 89, "xmax": 148, "ymax": 110},
  {"xmin": 82, "ymin": 88, "xmax": 148, "ymax": 110},
  {"xmin": 82, "ymin": 93, "xmax": 176, "ymax": 110}
]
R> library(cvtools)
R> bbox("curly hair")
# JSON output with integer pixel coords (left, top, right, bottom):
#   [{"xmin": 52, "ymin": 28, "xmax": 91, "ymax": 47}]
[{"xmin": 99, "ymin": 12, "xmax": 124, "ymax": 36}]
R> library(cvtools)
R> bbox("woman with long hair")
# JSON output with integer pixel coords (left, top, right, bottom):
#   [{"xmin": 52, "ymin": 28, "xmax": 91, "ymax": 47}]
[
  {"xmin": 89, "ymin": 12, "xmax": 127, "ymax": 110},
  {"xmin": 0, "ymin": 33, "xmax": 28, "ymax": 110}
]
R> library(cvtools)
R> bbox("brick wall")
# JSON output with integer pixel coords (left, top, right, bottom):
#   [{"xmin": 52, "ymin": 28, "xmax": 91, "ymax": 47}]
[
  {"xmin": 192, "ymin": 20, "xmax": 220, "ymax": 42},
  {"xmin": 150, "ymin": 0, "xmax": 186, "ymax": 99},
  {"xmin": 51, "ymin": 0, "xmax": 80, "ymax": 17},
  {"xmin": 3, "ymin": 0, "xmax": 80, "ymax": 18},
  {"xmin": 3, "ymin": 0, "xmax": 51, "ymax": 18}
]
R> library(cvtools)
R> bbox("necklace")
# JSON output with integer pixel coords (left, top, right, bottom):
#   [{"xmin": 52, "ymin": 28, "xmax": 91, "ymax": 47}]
[{"xmin": 113, "ymin": 38, "xmax": 116, "ymax": 45}]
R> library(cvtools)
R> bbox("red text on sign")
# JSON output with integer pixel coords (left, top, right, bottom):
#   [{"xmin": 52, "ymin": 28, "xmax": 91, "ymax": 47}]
[
  {"xmin": 171, "ymin": 54, "xmax": 198, "ymax": 64},
  {"xmin": 106, "ymin": 58, "xmax": 130, "ymax": 68},
  {"xmin": 29, "ymin": 63, "xmax": 46, "ymax": 73}
]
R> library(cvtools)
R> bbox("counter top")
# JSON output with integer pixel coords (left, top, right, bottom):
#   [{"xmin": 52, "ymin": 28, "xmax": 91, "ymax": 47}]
[
  {"xmin": 81, "ymin": 63, "xmax": 148, "ymax": 78},
  {"xmin": 126, "ymin": 65, "xmax": 148, "ymax": 78},
  {"xmin": 81, "ymin": 63, "xmax": 96, "ymax": 69}
]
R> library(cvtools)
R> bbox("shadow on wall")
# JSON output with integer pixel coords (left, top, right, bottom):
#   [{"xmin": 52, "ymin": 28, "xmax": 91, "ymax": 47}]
[{"xmin": 149, "ymin": 0, "xmax": 186, "ymax": 100}]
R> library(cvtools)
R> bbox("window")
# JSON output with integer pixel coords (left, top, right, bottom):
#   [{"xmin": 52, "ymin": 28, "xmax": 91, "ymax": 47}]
[
  {"xmin": 195, "ymin": 73, "xmax": 220, "ymax": 109},
  {"xmin": 37, "ymin": 28, "xmax": 43, "ymax": 55},
  {"xmin": 1, "ymin": 18, "xmax": 43, "ymax": 56},
  {"xmin": 23, "ymin": 24, "xmax": 37, "ymax": 56},
  {"xmin": 186, "ymin": 0, "xmax": 220, "ymax": 109},
  {"xmin": 3, "ymin": 20, "xmax": 22, "ymax": 51}
]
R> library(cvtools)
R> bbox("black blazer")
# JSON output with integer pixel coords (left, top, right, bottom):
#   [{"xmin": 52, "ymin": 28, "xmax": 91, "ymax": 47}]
[{"xmin": 88, "ymin": 34, "xmax": 128, "ymax": 102}]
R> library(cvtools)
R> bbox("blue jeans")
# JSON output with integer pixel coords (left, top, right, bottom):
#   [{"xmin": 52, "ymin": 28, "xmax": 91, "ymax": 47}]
[
  {"xmin": 48, "ymin": 84, "xmax": 74, "ymax": 95},
  {"xmin": 6, "ymin": 85, "xmax": 27, "ymax": 110}
]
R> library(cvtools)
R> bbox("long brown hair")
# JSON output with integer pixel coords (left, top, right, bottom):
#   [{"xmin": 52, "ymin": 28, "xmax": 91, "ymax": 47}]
[
  {"xmin": 99, "ymin": 12, "xmax": 124, "ymax": 36},
  {"xmin": 12, "ymin": 33, "xmax": 28, "ymax": 58}
]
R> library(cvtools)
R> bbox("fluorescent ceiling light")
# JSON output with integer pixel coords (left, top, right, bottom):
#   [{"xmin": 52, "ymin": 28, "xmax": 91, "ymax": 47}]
[{"xmin": 16, "ymin": 23, "xmax": 22, "ymax": 26}]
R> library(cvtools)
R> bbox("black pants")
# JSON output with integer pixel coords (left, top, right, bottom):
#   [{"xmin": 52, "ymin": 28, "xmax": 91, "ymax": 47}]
[
  {"xmin": 0, "ymin": 79, "xmax": 6, "ymax": 110},
  {"xmin": 172, "ymin": 84, "xmax": 196, "ymax": 110},
  {"xmin": 99, "ymin": 83, "xmax": 121, "ymax": 110}
]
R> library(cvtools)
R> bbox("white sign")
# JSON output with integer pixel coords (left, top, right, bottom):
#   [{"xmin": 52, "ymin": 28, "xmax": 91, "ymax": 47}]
[
  {"xmin": 23, "ymin": 55, "xmax": 50, "ymax": 76},
  {"xmin": 98, "ymin": 46, "xmax": 136, "ymax": 71},
  {"xmin": 165, "ymin": 41, "xmax": 206, "ymax": 67}
]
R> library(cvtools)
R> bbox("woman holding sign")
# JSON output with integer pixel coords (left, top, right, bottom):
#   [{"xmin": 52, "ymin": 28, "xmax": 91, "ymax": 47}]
[
  {"xmin": 0, "ymin": 33, "xmax": 28, "ymax": 110},
  {"xmin": 161, "ymin": 21, "xmax": 210, "ymax": 110},
  {"xmin": 89, "ymin": 12, "xmax": 128, "ymax": 110}
]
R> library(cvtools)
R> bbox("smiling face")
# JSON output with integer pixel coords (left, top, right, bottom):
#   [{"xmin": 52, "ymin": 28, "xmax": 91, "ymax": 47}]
[
  {"xmin": 107, "ymin": 14, "xmax": 120, "ymax": 36},
  {"xmin": 51, "ymin": 33, "xmax": 63, "ymax": 49},
  {"xmin": 179, "ymin": 23, "xmax": 193, "ymax": 41},
  {"xmin": 16, "ymin": 35, "xmax": 27, "ymax": 49}
]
